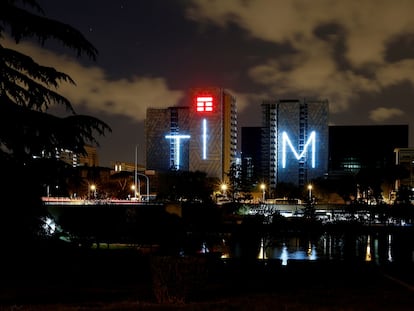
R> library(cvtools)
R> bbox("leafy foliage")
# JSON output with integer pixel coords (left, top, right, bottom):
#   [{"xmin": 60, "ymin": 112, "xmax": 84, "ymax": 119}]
[
  {"xmin": 0, "ymin": 0, "xmax": 111, "ymax": 160},
  {"xmin": 0, "ymin": 0, "xmax": 111, "ymax": 245},
  {"xmin": 157, "ymin": 170, "xmax": 216, "ymax": 203},
  {"xmin": 0, "ymin": 0, "xmax": 98, "ymax": 59}
]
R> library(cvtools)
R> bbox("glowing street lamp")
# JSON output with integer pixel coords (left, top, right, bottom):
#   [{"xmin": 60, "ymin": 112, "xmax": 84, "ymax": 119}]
[
  {"xmin": 137, "ymin": 173, "xmax": 150, "ymax": 201},
  {"xmin": 131, "ymin": 184, "xmax": 136, "ymax": 199},
  {"xmin": 308, "ymin": 184, "xmax": 313, "ymax": 202},
  {"xmin": 90, "ymin": 184, "xmax": 96, "ymax": 199},
  {"xmin": 221, "ymin": 183, "xmax": 227, "ymax": 197},
  {"xmin": 260, "ymin": 183, "xmax": 266, "ymax": 202}
]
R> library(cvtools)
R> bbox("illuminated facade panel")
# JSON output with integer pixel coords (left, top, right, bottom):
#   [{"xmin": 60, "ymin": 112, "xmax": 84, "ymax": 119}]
[
  {"xmin": 165, "ymin": 134, "xmax": 191, "ymax": 169},
  {"xmin": 282, "ymin": 131, "xmax": 316, "ymax": 168},
  {"xmin": 145, "ymin": 107, "xmax": 190, "ymax": 171},
  {"xmin": 262, "ymin": 98, "xmax": 329, "ymax": 189},
  {"xmin": 189, "ymin": 87, "xmax": 237, "ymax": 181}
]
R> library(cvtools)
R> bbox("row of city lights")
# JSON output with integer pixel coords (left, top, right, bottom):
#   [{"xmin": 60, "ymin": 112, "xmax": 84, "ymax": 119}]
[
  {"xmin": 90, "ymin": 181, "xmax": 313, "ymax": 201},
  {"xmin": 220, "ymin": 182, "xmax": 313, "ymax": 202}
]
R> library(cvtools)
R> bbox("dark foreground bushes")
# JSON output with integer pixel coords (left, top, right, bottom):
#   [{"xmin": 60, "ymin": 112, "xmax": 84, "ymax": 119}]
[
  {"xmin": 2, "ymin": 244, "xmax": 414, "ymax": 310},
  {"xmin": 150, "ymin": 255, "xmax": 209, "ymax": 304}
]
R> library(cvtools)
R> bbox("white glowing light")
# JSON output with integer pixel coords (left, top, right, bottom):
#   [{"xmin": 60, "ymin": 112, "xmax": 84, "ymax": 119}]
[
  {"xmin": 202, "ymin": 118, "xmax": 207, "ymax": 159},
  {"xmin": 281, "ymin": 244, "xmax": 288, "ymax": 266},
  {"xmin": 165, "ymin": 134, "xmax": 190, "ymax": 168},
  {"xmin": 282, "ymin": 131, "xmax": 316, "ymax": 168},
  {"xmin": 387, "ymin": 234, "xmax": 393, "ymax": 262},
  {"xmin": 258, "ymin": 237, "xmax": 267, "ymax": 260}
]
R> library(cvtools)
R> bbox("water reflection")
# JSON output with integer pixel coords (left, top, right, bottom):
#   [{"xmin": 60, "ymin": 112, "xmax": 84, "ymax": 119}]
[
  {"xmin": 365, "ymin": 235, "xmax": 372, "ymax": 262},
  {"xmin": 388, "ymin": 234, "xmax": 393, "ymax": 262},
  {"xmin": 280, "ymin": 244, "xmax": 288, "ymax": 265},
  {"xmin": 307, "ymin": 242, "xmax": 317, "ymax": 260},
  {"xmin": 266, "ymin": 238, "xmax": 318, "ymax": 263},
  {"xmin": 258, "ymin": 237, "xmax": 267, "ymax": 260},
  {"xmin": 218, "ymin": 230, "xmax": 413, "ymax": 265}
]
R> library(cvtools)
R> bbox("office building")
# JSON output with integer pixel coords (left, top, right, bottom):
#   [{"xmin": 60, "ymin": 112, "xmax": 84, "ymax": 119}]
[
  {"xmin": 48, "ymin": 145, "xmax": 99, "ymax": 167},
  {"xmin": 261, "ymin": 98, "xmax": 329, "ymax": 191},
  {"xmin": 241, "ymin": 127, "xmax": 262, "ymax": 188},
  {"xmin": 145, "ymin": 106, "xmax": 190, "ymax": 172},
  {"xmin": 145, "ymin": 87, "xmax": 238, "ymax": 182},
  {"xmin": 394, "ymin": 147, "xmax": 414, "ymax": 201},
  {"xmin": 188, "ymin": 87, "xmax": 237, "ymax": 181}
]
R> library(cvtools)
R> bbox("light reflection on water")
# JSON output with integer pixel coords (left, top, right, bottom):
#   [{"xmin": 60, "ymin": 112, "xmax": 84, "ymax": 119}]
[{"xmin": 208, "ymin": 231, "xmax": 414, "ymax": 265}]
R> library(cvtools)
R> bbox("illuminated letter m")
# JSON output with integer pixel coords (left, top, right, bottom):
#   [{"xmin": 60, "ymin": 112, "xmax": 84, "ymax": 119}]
[{"xmin": 281, "ymin": 131, "xmax": 316, "ymax": 168}]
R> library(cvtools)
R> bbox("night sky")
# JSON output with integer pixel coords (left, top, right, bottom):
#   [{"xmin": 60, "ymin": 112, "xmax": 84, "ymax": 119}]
[{"xmin": 5, "ymin": 0, "xmax": 414, "ymax": 166}]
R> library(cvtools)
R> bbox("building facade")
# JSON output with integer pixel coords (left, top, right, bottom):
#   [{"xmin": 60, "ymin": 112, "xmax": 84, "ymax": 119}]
[
  {"xmin": 145, "ymin": 87, "xmax": 238, "ymax": 182},
  {"xmin": 262, "ymin": 98, "xmax": 329, "ymax": 191},
  {"xmin": 241, "ymin": 127, "xmax": 262, "ymax": 188},
  {"xmin": 54, "ymin": 145, "xmax": 99, "ymax": 167},
  {"xmin": 394, "ymin": 148, "xmax": 414, "ymax": 202},
  {"xmin": 145, "ymin": 106, "xmax": 190, "ymax": 172},
  {"xmin": 188, "ymin": 87, "xmax": 237, "ymax": 182}
]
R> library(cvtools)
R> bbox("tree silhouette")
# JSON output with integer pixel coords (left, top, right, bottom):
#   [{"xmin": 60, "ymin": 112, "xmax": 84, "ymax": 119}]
[
  {"xmin": 0, "ymin": 0, "xmax": 111, "ymax": 246},
  {"xmin": 109, "ymin": 170, "xmax": 135, "ymax": 199},
  {"xmin": 157, "ymin": 170, "xmax": 215, "ymax": 203},
  {"xmin": 0, "ymin": 1, "xmax": 111, "ymax": 160}
]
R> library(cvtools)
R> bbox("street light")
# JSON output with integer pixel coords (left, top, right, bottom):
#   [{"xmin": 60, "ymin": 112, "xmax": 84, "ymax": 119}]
[
  {"xmin": 308, "ymin": 184, "xmax": 313, "ymax": 202},
  {"xmin": 90, "ymin": 184, "xmax": 96, "ymax": 199},
  {"xmin": 134, "ymin": 145, "xmax": 138, "ymax": 200},
  {"xmin": 221, "ymin": 183, "xmax": 227, "ymax": 197},
  {"xmin": 134, "ymin": 145, "xmax": 150, "ymax": 201},
  {"xmin": 131, "ymin": 184, "xmax": 136, "ymax": 200},
  {"xmin": 260, "ymin": 183, "xmax": 266, "ymax": 202},
  {"xmin": 137, "ymin": 173, "xmax": 150, "ymax": 201}
]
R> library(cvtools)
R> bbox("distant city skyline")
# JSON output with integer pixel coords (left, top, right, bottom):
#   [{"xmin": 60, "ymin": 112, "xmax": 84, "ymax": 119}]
[{"xmin": 5, "ymin": 1, "xmax": 414, "ymax": 166}]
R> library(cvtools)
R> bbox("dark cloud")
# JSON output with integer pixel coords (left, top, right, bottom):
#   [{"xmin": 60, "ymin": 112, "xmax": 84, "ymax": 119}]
[
  {"xmin": 385, "ymin": 33, "xmax": 414, "ymax": 62},
  {"xmin": 4, "ymin": 0, "xmax": 413, "ymax": 165}
]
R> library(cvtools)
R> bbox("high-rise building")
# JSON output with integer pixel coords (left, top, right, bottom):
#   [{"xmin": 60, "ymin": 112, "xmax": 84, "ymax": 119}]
[
  {"xmin": 261, "ymin": 98, "xmax": 329, "ymax": 191},
  {"xmin": 145, "ymin": 87, "xmax": 238, "ymax": 182},
  {"xmin": 51, "ymin": 145, "xmax": 99, "ymax": 167},
  {"xmin": 394, "ymin": 147, "xmax": 414, "ymax": 198},
  {"xmin": 145, "ymin": 106, "xmax": 190, "ymax": 172},
  {"xmin": 241, "ymin": 127, "xmax": 262, "ymax": 187},
  {"xmin": 188, "ymin": 87, "xmax": 238, "ymax": 182}
]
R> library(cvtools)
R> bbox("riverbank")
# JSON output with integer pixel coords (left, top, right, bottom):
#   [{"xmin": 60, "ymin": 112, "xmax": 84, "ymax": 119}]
[{"xmin": 1, "ymin": 245, "xmax": 414, "ymax": 310}]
